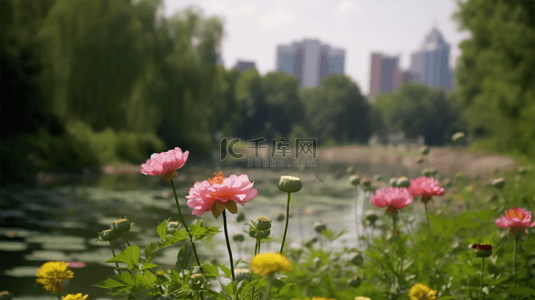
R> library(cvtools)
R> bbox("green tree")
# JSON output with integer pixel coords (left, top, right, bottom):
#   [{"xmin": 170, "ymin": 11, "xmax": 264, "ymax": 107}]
[{"xmin": 453, "ymin": 0, "xmax": 535, "ymax": 158}]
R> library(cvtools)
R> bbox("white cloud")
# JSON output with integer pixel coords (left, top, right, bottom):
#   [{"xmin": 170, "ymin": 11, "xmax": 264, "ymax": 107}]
[
  {"xmin": 336, "ymin": 0, "xmax": 364, "ymax": 18},
  {"xmin": 258, "ymin": 10, "xmax": 300, "ymax": 32}
]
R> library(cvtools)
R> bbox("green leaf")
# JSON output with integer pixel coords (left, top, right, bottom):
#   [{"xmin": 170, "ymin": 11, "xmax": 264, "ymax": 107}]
[
  {"xmin": 157, "ymin": 218, "xmax": 171, "ymax": 240},
  {"xmin": 140, "ymin": 263, "xmax": 159, "ymax": 270},
  {"xmin": 142, "ymin": 270, "xmax": 157, "ymax": 286},
  {"xmin": 275, "ymin": 283, "xmax": 296, "ymax": 297},
  {"xmin": 189, "ymin": 220, "xmax": 221, "ymax": 242},
  {"xmin": 105, "ymin": 245, "xmax": 140, "ymax": 269},
  {"xmin": 220, "ymin": 281, "xmax": 235, "ymax": 296},
  {"xmin": 94, "ymin": 278, "xmax": 127, "ymax": 289},
  {"xmin": 144, "ymin": 242, "xmax": 158, "ymax": 264},
  {"xmin": 202, "ymin": 264, "xmax": 220, "ymax": 277},
  {"xmin": 176, "ymin": 243, "xmax": 193, "ymax": 272},
  {"xmin": 218, "ymin": 264, "xmax": 232, "ymax": 278}
]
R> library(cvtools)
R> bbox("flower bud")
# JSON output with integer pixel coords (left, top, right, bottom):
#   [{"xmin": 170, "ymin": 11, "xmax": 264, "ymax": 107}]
[
  {"xmin": 236, "ymin": 211, "xmax": 246, "ymax": 223},
  {"xmin": 456, "ymin": 172, "xmax": 465, "ymax": 180},
  {"xmin": 361, "ymin": 179, "xmax": 371, "ymax": 187},
  {"xmin": 304, "ymin": 237, "xmax": 318, "ymax": 247},
  {"xmin": 254, "ymin": 216, "xmax": 272, "ymax": 231},
  {"xmin": 189, "ymin": 273, "xmax": 205, "ymax": 289},
  {"xmin": 365, "ymin": 211, "xmax": 378, "ymax": 225},
  {"xmin": 276, "ymin": 212, "xmax": 285, "ymax": 222},
  {"xmin": 234, "ymin": 268, "xmax": 252, "ymax": 282},
  {"xmin": 348, "ymin": 276, "xmax": 362, "ymax": 288},
  {"xmin": 98, "ymin": 229, "xmax": 120, "ymax": 242},
  {"xmin": 422, "ymin": 168, "xmax": 433, "ymax": 177},
  {"xmin": 374, "ymin": 174, "xmax": 382, "ymax": 181},
  {"xmin": 278, "ymin": 175, "xmax": 302, "ymax": 193},
  {"xmin": 471, "ymin": 243, "xmax": 493, "ymax": 258},
  {"xmin": 416, "ymin": 156, "xmax": 424, "ymax": 164},
  {"xmin": 314, "ymin": 222, "xmax": 327, "ymax": 234},
  {"xmin": 492, "ymin": 178, "xmax": 506, "ymax": 189},
  {"xmin": 110, "ymin": 218, "xmax": 133, "ymax": 234},
  {"xmin": 442, "ymin": 178, "xmax": 452, "ymax": 188},
  {"xmin": 349, "ymin": 175, "xmax": 361, "ymax": 186},
  {"xmin": 452, "ymin": 132, "xmax": 466, "ymax": 144},
  {"xmin": 232, "ymin": 233, "xmax": 244, "ymax": 243},
  {"xmin": 389, "ymin": 177, "xmax": 398, "ymax": 187},
  {"xmin": 431, "ymin": 169, "xmax": 438, "ymax": 176},
  {"xmin": 420, "ymin": 145, "xmax": 429, "ymax": 155},
  {"xmin": 256, "ymin": 229, "xmax": 270, "ymax": 239},
  {"xmin": 350, "ymin": 252, "xmax": 364, "ymax": 266},
  {"xmin": 346, "ymin": 165, "xmax": 356, "ymax": 175},
  {"xmin": 0, "ymin": 291, "xmax": 13, "ymax": 300},
  {"xmin": 248, "ymin": 227, "xmax": 258, "ymax": 238},
  {"xmin": 167, "ymin": 221, "xmax": 181, "ymax": 234},
  {"xmin": 396, "ymin": 177, "xmax": 410, "ymax": 188}
]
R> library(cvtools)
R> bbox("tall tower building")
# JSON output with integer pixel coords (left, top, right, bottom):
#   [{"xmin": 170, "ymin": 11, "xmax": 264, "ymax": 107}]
[
  {"xmin": 409, "ymin": 26, "xmax": 452, "ymax": 90},
  {"xmin": 234, "ymin": 60, "xmax": 256, "ymax": 72},
  {"xmin": 369, "ymin": 53, "xmax": 408, "ymax": 100},
  {"xmin": 276, "ymin": 39, "xmax": 345, "ymax": 88}
]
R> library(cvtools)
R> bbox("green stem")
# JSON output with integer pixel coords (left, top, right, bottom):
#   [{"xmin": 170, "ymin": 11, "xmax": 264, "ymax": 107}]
[
  {"xmin": 109, "ymin": 241, "xmax": 121, "ymax": 273},
  {"xmin": 170, "ymin": 178, "xmax": 204, "ymax": 300},
  {"xmin": 263, "ymin": 275, "xmax": 273, "ymax": 300},
  {"xmin": 513, "ymin": 234, "xmax": 519, "ymax": 300},
  {"xmin": 280, "ymin": 192, "xmax": 292, "ymax": 254},
  {"xmin": 121, "ymin": 233, "xmax": 131, "ymax": 247},
  {"xmin": 391, "ymin": 213, "xmax": 397, "ymax": 292},
  {"xmin": 500, "ymin": 190, "xmax": 509, "ymax": 207},
  {"xmin": 424, "ymin": 201, "xmax": 430, "ymax": 229},
  {"xmin": 479, "ymin": 257, "xmax": 485, "ymax": 300},
  {"xmin": 355, "ymin": 187, "xmax": 360, "ymax": 248},
  {"xmin": 467, "ymin": 275, "xmax": 473, "ymax": 300},
  {"xmin": 252, "ymin": 238, "xmax": 260, "ymax": 300},
  {"xmin": 222, "ymin": 210, "xmax": 236, "ymax": 281}
]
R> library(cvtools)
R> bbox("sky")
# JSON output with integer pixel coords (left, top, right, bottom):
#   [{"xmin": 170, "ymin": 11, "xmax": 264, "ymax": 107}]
[{"xmin": 162, "ymin": 0, "xmax": 471, "ymax": 95}]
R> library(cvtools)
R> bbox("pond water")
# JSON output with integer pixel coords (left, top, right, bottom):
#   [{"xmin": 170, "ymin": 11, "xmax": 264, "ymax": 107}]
[{"xmin": 0, "ymin": 159, "xmax": 426, "ymax": 299}]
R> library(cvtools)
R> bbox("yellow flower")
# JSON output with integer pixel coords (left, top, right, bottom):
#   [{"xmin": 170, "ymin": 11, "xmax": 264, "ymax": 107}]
[
  {"xmin": 250, "ymin": 252, "xmax": 291, "ymax": 276},
  {"xmin": 62, "ymin": 294, "xmax": 89, "ymax": 300},
  {"xmin": 409, "ymin": 283, "xmax": 437, "ymax": 300},
  {"xmin": 35, "ymin": 261, "xmax": 74, "ymax": 293}
]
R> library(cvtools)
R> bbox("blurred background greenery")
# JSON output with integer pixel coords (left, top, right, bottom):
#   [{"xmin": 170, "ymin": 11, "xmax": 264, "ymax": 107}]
[{"xmin": 1, "ymin": 0, "xmax": 534, "ymax": 186}]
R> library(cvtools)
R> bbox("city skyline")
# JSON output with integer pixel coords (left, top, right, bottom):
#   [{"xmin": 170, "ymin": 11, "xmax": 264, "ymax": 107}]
[{"xmin": 163, "ymin": 0, "xmax": 470, "ymax": 95}]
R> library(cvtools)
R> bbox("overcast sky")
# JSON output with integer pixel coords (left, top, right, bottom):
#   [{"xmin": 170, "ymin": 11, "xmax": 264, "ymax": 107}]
[{"xmin": 162, "ymin": 0, "xmax": 470, "ymax": 95}]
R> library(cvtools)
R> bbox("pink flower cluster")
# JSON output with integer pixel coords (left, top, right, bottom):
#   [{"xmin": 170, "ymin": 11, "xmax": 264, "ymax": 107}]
[
  {"xmin": 495, "ymin": 207, "xmax": 535, "ymax": 237},
  {"xmin": 408, "ymin": 176, "xmax": 444, "ymax": 203},
  {"xmin": 370, "ymin": 187, "xmax": 413, "ymax": 214}
]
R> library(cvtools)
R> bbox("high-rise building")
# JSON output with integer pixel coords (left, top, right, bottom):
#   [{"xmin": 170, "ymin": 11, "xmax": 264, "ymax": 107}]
[
  {"xmin": 369, "ymin": 53, "xmax": 408, "ymax": 99},
  {"xmin": 276, "ymin": 39, "xmax": 345, "ymax": 88},
  {"xmin": 234, "ymin": 60, "xmax": 256, "ymax": 72},
  {"xmin": 409, "ymin": 26, "xmax": 452, "ymax": 90}
]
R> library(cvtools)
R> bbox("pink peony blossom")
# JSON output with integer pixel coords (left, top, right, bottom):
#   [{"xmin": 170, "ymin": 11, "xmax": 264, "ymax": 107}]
[
  {"xmin": 186, "ymin": 172, "xmax": 257, "ymax": 219},
  {"xmin": 140, "ymin": 147, "xmax": 189, "ymax": 179},
  {"xmin": 495, "ymin": 207, "xmax": 535, "ymax": 237},
  {"xmin": 370, "ymin": 187, "xmax": 413, "ymax": 215},
  {"xmin": 408, "ymin": 176, "xmax": 444, "ymax": 203}
]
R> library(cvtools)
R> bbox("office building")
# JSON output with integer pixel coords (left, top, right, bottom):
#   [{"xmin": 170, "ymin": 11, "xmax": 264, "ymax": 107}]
[
  {"xmin": 276, "ymin": 39, "xmax": 345, "ymax": 88},
  {"xmin": 234, "ymin": 60, "xmax": 256, "ymax": 72}
]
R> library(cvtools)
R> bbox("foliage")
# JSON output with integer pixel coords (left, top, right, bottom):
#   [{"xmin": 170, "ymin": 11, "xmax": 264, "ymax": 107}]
[{"xmin": 453, "ymin": 0, "xmax": 535, "ymax": 158}]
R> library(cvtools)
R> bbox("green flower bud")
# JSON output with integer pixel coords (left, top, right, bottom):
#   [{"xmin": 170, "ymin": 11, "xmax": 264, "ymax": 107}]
[
  {"xmin": 420, "ymin": 145, "xmax": 429, "ymax": 155},
  {"xmin": 430, "ymin": 169, "xmax": 438, "ymax": 176},
  {"xmin": 234, "ymin": 268, "xmax": 252, "ymax": 282},
  {"xmin": 314, "ymin": 222, "xmax": 327, "ymax": 234},
  {"xmin": 276, "ymin": 212, "xmax": 285, "ymax": 222},
  {"xmin": 236, "ymin": 211, "xmax": 246, "ymax": 223},
  {"xmin": 254, "ymin": 216, "xmax": 272, "ymax": 231},
  {"xmin": 422, "ymin": 168, "xmax": 433, "ymax": 177},
  {"xmin": 347, "ymin": 165, "xmax": 356, "ymax": 175},
  {"xmin": 373, "ymin": 174, "xmax": 382, "ymax": 181},
  {"xmin": 442, "ymin": 178, "xmax": 452, "ymax": 188},
  {"xmin": 365, "ymin": 211, "xmax": 378, "ymax": 225},
  {"xmin": 456, "ymin": 172, "xmax": 465, "ymax": 179},
  {"xmin": 388, "ymin": 177, "xmax": 398, "ymax": 187},
  {"xmin": 232, "ymin": 233, "xmax": 244, "ymax": 243},
  {"xmin": 350, "ymin": 252, "xmax": 364, "ymax": 266},
  {"xmin": 98, "ymin": 229, "xmax": 120, "ymax": 242},
  {"xmin": 396, "ymin": 177, "xmax": 410, "ymax": 188},
  {"xmin": 492, "ymin": 178, "xmax": 506, "ymax": 189},
  {"xmin": 256, "ymin": 229, "xmax": 270, "ymax": 239},
  {"xmin": 248, "ymin": 227, "xmax": 258, "ymax": 238},
  {"xmin": 361, "ymin": 178, "xmax": 372, "ymax": 187},
  {"xmin": 0, "ymin": 291, "xmax": 13, "ymax": 300},
  {"xmin": 471, "ymin": 243, "xmax": 493, "ymax": 258},
  {"xmin": 416, "ymin": 156, "xmax": 424, "ymax": 164},
  {"xmin": 304, "ymin": 237, "xmax": 318, "ymax": 247},
  {"xmin": 350, "ymin": 175, "xmax": 361, "ymax": 186},
  {"xmin": 278, "ymin": 175, "xmax": 302, "ymax": 193},
  {"xmin": 452, "ymin": 132, "xmax": 466, "ymax": 144},
  {"xmin": 110, "ymin": 218, "xmax": 133, "ymax": 234},
  {"xmin": 189, "ymin": 273, "xmax": 205, "ymax": 289},
  {"xmin": 348, "ymin": 276, "xmax": 362, "ymax": 288}
]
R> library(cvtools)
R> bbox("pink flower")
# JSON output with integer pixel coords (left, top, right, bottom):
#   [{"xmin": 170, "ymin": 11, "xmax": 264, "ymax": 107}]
[
  {"xmin": 186, "ymin": 172, "xmax": 257, "ymax": 219},
  {"xmin": 370, "ymin": 187, "xmax": 413, "ymax": 215},
  {"xmin": 408, "ymin": 176, "xmax": 445, "ymax": 203},
  {"xmin": 495, "ymin": 207, "xmax": 535, "ymax": 237},
  {"xmin": 140, "ymin": 147, "xmax": 189, "ymax": 180}
]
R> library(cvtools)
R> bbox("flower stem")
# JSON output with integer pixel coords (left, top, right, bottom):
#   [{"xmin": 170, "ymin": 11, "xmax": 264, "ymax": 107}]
[
  {"xmin": 121, "ymin": 233, "xmax": 131, "ymax": 247},
  {"xmin": 424, "ymin": 201, "xmax": 430, "ymax": 228},
  {"xmin": 109, "ymin": 241, "xmax": 121, "ymax": 273},
  {"xmin": 252, "ymin": 238, "xmax": 260, "ymax": 300},
  {"xmin": 355, "ymin": 187, "xmax": 360, "ymax": 248},
  {"xmin": 170, "ymin": 178, "xmax": 204, "ymax": 300},
  {"xmin": 280, "ymin": 192, "xmax": 292, "ymax": 254},
  {"xmin": 478, "ymin": 257, "xmax": 485, "ymax": 300},
  {"xmin": 222, "ymin": 210, "xmax": 236, "ymax": 281},
  {"xmin": 513, "ymin": 234, "xmax": 519, "ymax": 300}
]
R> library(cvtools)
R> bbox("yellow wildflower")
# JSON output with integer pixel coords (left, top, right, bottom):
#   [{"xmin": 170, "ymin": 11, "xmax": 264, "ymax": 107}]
[
  {"xmin": 409, "ymin": 283, "xmax": 437, "ymax": 300},
  {"xmin": 250, "ymin": 252, "xmax": 291, "ymax": 276},
  {"xmin": 62, "ymin": 294, "xmax": 89, "ymax": 300},
  {"xmin": 35, "ymin": 261, "xmax": 74, "ymax": 293}
]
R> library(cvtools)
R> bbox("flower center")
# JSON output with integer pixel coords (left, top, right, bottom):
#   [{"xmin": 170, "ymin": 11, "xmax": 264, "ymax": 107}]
[
  {"xmin": 506, "ymin": 208, "xmax": 525, "ymax": 220},
  {"xmin": 208, "ymin": 172, "xmax": 224, "ymax": 185}
]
